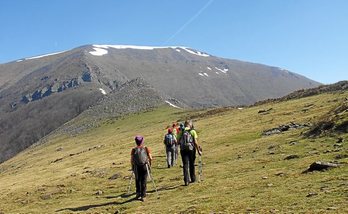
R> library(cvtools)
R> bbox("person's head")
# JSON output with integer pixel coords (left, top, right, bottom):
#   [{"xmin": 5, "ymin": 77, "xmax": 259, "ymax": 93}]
[
  {"xmin": 168, "ymin": 128, "xmax": 172, "ymax": 134},
  {"xmin": 184, "ymin": 120, "xmax": 192, "ymax": 128},
  {"xmin": 172, "ymin": 123, "xmax": 176, "ymax": 128},
  {"xmin": 135, "ymin": 135, "xmax": 144, "ymax": 146},
  {"xmin": 179, "ymin": 123, "xmax": 184, "ymax": 130}
]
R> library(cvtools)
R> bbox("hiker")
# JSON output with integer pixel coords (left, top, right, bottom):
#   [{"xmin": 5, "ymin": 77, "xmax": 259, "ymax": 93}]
[
  {"xmin": 164, "ymin": 128, "xmax": 177, "ymax": 168},
  {"xmin": 130, "ymin": 135, "xmax": 152, "ymax": 201},
  {"xmin": 179, "ymin": 122, "xmax": 185, "ymax": 132},
  {"xmin": 177, "ymin": 120, "xmax": 202, "ymax": 186},
  {"xmin": 171, "ymin": 123, "xmax": 179, "ymax": 137},
  {"xmin": 171, "ymin": 123, "xmax": 180, "ymax": 164}
]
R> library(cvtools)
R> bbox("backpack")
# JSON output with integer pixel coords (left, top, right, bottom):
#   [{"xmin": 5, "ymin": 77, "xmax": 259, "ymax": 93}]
[
  {"xmin": 164, "ymin": 133, "xmax": 175, "ymax": 147},
  {"xmin": 180, "ymin": 130, "xmax": 194, "ymax": 151},
  {"xmin": 133, "ymin": 147, "xmax": 149, "ymax": 166}
]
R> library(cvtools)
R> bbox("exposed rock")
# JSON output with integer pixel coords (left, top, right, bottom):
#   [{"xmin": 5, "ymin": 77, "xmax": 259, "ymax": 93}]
[
  {"xmin": 305, "ymin": 101, "xmax": 348, "ymax": 137},
  {"xmin": 335, "ymin": 154, "xmax": 348, "ymax": 159},
  {"xmin": 333, "ymin": 143, "xmax": 343, "ymax": 148},
  {"xmin": 81, "ymin": 72, "xmax": 92, "ymax": 82},
  {"xmin": 95, "ymin": 190, "xmax": 103, "ymax": 195},
  {"xmin": 269, "ymin": 208, "xmax": 280, "ymax": 213},
  {"xmin": 336, "ymin": 137, "xmax": 344, "ymax": 143},
  {"xmin": 262, "ymin": 122, "xmax": 310, "ymax": 136},
  {"xmin": 275, "ymin": 172, "xmax": 285, "ymax": 177},
  {"xmin": 327, "ymin": 207, "xmax": 338, "ymax": 210},
  {"xmin": 261, "ymin": 176, "xmax": 268, "ymax": 179},
  {"xmin": 51, "ymin": 158, "xmax": 63, "ymax": 163},
  {"xmin": 306, "ymin": 192, "xmax": 318, "ymax": 197},
  {"xmin": 303, "ymin": 161, "xmax": 340, "ymax": 173},
  {"xmin": 284, "ymin": 155, "xmax": 300, "ymax": 160},
  {"xmin": 258, "ymin": 108, "xmax": 273, "ymax": 114},
  {"xmin": 268, "ymin": 144, "xmax": 278, "ymax": 150},
  {"xmin": 51, "ymin": 83, "xmax": 60, "ymax": 92},
  {"xmin": 56, "ymin": 147, "xmax": 63, "ymax": 151},
  {"xmin": 20, "ymin": 78, "xmax": 81, "ymax": 105},
  {"xmin": 40, "ymin": 194, "xmax": 52, "ymax": 200},
  {"xmin": 289, "ymin": 141, "xmax": 299, "ymax": 146},
  {"xmin": 109, "ymin": 173, "xmax": 121, "ymax": 180}
]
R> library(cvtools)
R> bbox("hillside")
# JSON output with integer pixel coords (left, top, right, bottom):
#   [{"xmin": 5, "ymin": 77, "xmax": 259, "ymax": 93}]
[
  {"xmin": 0, "ymin": 44, "xmax": 321, "ymax": 163},
  {"xmin": 0, "ymin": 87, "xmax": 346, "ymax": 213}
]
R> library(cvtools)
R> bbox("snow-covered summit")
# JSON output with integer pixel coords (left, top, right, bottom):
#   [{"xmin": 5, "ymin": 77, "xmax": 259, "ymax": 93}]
[{"xmin": 89, "ymin": 45, "xmax": 210, "ymax": 57}]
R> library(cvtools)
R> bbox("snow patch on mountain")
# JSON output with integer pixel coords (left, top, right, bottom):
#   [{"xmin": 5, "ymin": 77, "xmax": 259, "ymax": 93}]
[
  {"xmin": 90, "ymin": 45, "xmax": 210, "ymax": 57},
  {"xmin": 165, "ymin": 100, "xmax": 181, "ymax": 109},
  {"xmin": 90, "ymin": 48, "xmax": 108, "ymax": 56},
  {"xmin": 25, "ymin": 51, "xmax": 67, "ymax": 60},
  {"xmin": 215, "ymin": 67, "xmax": 229, "ymax": 74},
  {"xmin": 99, "ymin": 88, "xmax": 107, "ymax": 95},
  {"xmin": 181, "ymin": 47, "xmax": 210, "ymax": 57}
]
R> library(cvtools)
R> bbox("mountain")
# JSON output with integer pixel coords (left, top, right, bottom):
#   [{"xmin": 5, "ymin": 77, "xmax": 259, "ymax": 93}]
[{"xmin": 0, "ymin": 44, "xmax": 320, "ymax": 163}]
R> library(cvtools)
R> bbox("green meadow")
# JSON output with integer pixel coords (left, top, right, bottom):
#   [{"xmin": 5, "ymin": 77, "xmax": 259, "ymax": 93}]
[{"xmin": 0, "ymin": 91, "xmax": 347, "ymax": 213}]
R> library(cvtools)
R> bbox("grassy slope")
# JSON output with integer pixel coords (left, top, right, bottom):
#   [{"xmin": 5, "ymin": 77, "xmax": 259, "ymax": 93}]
[{"xmin": 0, "ymin": 92, "xmax": 347, "ymax": 213}]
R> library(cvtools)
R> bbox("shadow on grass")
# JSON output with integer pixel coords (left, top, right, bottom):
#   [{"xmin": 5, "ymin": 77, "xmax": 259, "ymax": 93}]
[
  {"xmin": 55, "ymin": 197, "xmax": 136, "ymax": 212},
  {"xmin": 55, "ymin": 185, "xmax": 181, "ymax": 212}
]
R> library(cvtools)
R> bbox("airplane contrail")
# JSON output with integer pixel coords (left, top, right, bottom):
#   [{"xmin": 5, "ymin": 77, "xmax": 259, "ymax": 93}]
[{"xmin": 165, "ymin": 0, "xmax": 215, "ymax": 45}]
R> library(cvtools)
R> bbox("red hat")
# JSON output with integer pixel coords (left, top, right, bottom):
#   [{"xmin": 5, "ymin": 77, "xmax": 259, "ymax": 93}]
[{"xmin": 168, "ymin": 128, "xmax": 172, "ymax": 134}]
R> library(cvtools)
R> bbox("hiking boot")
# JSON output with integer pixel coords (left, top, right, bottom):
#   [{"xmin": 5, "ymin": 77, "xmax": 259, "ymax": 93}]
[
  {"xmin": 135, "ymin": 194, "xmax": 141, "ymax": 200},
  {"xmin": 140, "ymin": 197, "xmax": 146, "ymax": 202},
  {"xmin": 184, "ymin": 181, "xmax": 189, "ymax": 186}
]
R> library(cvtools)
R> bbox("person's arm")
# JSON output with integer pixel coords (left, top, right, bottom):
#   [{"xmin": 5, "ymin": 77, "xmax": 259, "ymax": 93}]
[
  {"xmin": 173, "ymin": 135, "xmax": 177, "ymax": 144},
  {"xmin": 146, "ymin": 147, "xmax": 153, "ymax": 166},
  {"xmin": 130, "ymin": 148, "xmax": 135, "ymax": 170},
  {"xmin": 191, "ymin": 130, "xmax": 202, "ymax": 155}
]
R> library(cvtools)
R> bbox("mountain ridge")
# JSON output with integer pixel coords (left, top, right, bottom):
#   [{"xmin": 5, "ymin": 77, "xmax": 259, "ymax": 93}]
[{"xmin": 0, "ymin": 44, "xmax": 320, "ymax": 163}]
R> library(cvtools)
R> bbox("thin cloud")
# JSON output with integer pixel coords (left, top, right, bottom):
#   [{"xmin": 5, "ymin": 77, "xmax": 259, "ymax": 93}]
[{"xmin": 165, "ymin": 0, "xmax": 215, "ymax": 44}]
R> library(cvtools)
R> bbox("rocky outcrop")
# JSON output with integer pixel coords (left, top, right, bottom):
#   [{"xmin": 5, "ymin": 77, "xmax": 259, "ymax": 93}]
[
  {"xmin": 303, "ymin": 161, "xmax": 340, "ymax": 173},
  {"xmin": 262, "ymin": 122, "xmax": 310, "ymax": 136},
  {"xmin": 305, "ymin": 100, "xmax": 348, "ymax": 137},
  {"xmin": 55, "ymin": 78, "xmax": 165, "ymax": 136},
  {"xmin": 20, "ymin": 75, "xmax": 94, "ymax": 104}
]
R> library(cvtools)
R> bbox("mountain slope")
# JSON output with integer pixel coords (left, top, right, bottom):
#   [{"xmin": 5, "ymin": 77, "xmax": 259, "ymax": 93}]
[
  {"xmin": 0, "ymin": 44, "xmax": 320, "ymax": 163},
  {"xmin": 0, "ymin": 87, "xmax": 346, "ymax": 213}
]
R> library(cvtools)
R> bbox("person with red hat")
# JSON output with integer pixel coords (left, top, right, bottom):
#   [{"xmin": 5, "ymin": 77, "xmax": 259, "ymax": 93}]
[
  {"xmin": 130, "ymin": 135, "xmax": 152, "ymax": 201},
  {"xmin": 163, "ymin": 128, "xmax": 177, "ymax": 168}
]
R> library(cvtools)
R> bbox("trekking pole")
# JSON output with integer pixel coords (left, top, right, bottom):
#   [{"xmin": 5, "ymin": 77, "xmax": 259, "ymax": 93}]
[
  {"xmin": 198, "ymin": 146, "xmax": 203, "ymax": 182},
  {"xmin": 145, "ymin": 164, "xmax": 160, "ymax": 199},
  {"xmin": 198, "ymin": 155, "xmax": 203, "ymax": 182},
  {"xmin": 126, "ymin": 170, "xmax": 134, "ymax": 194}
]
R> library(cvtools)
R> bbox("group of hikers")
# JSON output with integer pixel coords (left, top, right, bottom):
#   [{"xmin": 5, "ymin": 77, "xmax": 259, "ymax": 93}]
[{"xmin": 130, "ymin": 120, "xmax": 202, "ymax": 201}]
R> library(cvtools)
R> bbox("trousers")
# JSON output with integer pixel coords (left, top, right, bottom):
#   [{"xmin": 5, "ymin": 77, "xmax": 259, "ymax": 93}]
[
  {"xmin": 180, "ymin": 149, "xmax": 196, "ymax": 185},
  {"xmin": 134, "ymin": 164, "xmax": 148, "ymax": 197}
]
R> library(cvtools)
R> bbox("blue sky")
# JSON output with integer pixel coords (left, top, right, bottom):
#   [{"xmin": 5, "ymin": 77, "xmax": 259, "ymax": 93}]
[{"xmin": 0, "ymin": 0, "xmax": 347, "ymax": 84}]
